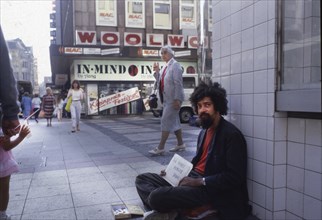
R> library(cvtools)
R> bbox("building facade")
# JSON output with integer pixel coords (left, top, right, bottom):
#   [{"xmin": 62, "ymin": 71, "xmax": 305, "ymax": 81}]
[
  {"xmin": 212, "ymin": 0, "xmax": 321, "ymax": 219},
  {"xmin": 7, "ymin": 38, "xmax": 38, "ymax": 98},
  {"xmin": 49, "ymin": 0, "xmax": 212, "ymax": 116}
]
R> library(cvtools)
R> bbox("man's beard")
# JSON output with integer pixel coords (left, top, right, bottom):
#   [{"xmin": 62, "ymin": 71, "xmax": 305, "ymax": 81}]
[{"xmin": 199, "ymin": 113, "xmax": 214, "ymax": 129}]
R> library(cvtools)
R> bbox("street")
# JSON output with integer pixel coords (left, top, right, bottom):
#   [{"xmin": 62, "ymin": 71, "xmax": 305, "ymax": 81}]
[{"xmin": 7, "ymin": 114, "xmax": 201, "ymax": 220}]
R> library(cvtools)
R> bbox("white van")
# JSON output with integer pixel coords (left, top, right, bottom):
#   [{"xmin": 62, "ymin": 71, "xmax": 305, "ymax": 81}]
[{"xmin": 150, "ymin": 74, "xmax": 198, "ymax": 123}]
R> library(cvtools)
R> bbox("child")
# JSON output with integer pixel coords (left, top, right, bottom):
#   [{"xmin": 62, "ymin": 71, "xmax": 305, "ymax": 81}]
[
  {"xmin": 56, "ymin": 96, "xmax": 64, "ymax": 122},
  {"xmin": 0, "ymin": 125, "xmax": 30, "ymax": 220}
]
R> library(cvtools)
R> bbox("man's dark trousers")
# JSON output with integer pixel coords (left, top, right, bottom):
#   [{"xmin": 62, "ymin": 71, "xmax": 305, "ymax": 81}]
[{"xmin": 135, "ymin": 172, "xmax": 211, "ymax": 212}]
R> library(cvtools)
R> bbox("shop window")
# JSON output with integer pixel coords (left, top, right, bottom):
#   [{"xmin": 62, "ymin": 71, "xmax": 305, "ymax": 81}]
[{"xmin": 277, "ymin": 0, "xmax": 321, "ymax": 113}]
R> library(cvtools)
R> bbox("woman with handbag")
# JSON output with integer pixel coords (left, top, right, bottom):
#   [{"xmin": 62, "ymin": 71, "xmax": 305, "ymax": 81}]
[
  {"xmin": 67, "ymin": 80, "xmax": 84, "ymax": 132},
  {"xmin": 42, "ymin": 87, "xmax": 56, "ymax": 127},
  {"xmin": 148, "ymin": 45, "xmax": 185, "ymax": 155}
]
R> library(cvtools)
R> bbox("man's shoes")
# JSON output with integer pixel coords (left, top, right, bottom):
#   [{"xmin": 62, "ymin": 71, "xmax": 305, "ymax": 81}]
[
  {"xmin": 148, "ymin": 148, "xmax": 165, "ymax": 155},
  {"xmin": 169, "ymin": 144, "xmax": 186, "ymax": 152},
  {"xmin": 143, "ymin": 210, "xmax": 177, "ymax": 220},
  {"xmin": 182, "ymin": 204, "xmax": 218, "ymax": 220}
]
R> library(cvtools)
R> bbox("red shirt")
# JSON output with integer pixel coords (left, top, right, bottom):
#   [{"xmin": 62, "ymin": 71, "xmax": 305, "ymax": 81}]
[
  {"xmin": 160, "ymin": 66, "xmax": 168, "ymax": 93},
  {"xmin": 194, "ymin": 126, "xmax": 216, "ymax": 175}
]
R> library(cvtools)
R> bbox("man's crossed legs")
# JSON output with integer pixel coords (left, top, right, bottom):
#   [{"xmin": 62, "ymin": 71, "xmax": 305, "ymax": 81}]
[{"xmin": 135, "ymin": 172, "xmax": 212, "ymax": 219}]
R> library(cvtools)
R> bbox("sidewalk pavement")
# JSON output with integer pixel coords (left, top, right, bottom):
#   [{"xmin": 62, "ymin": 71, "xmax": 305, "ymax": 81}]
[{"xmin": 7, "ymin": 115, "xmax": 201, "ymax": 220}]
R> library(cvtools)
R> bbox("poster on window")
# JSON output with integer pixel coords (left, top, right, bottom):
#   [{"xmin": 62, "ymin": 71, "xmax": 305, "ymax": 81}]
[
  {"xmin": 126, "ymin": 0, "xmax": 145, "ymax": 28},
  {"xmin": 180, "ymin": 0, "xmax": 196, "ymax": 29},
  {"xmin": 87, "ymin": 87, "xmax": 141, "ymax": 115},
  {"xmin": 180, "ymin": 5, "xmax": 196, "ymax": 29},
  {"xmin": 153, "ymin": 0, "xmax": 172, "ymax": 30},
  {"xmin": 96, "ymin": 0, "xmax": 117, "ymax": 26},
  {"xmin": 86, "ymin": 84, "xmax": 98, "ymax": 115}
]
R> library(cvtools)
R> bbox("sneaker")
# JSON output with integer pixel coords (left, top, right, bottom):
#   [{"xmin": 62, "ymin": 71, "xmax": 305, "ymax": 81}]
[
  {"xmin": 169, "ymin": 144, "xmax": 186, "ymax": 152},
  {"xmin": 143, "ymin": 210, "xmax": 177, "ymax": 220},
  {"xmin": 148, "ymin": 148, "xmax": 165, "ymax": 155}
]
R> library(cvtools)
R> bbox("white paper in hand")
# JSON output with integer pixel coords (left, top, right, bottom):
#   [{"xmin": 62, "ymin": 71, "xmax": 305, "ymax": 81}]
[{"xmin": 163, "ymin": 154, "xmax": 193, "ymax": 186}]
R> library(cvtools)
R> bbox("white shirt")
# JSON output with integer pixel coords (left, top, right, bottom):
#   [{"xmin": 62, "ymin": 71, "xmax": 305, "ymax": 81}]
[
  {"xmin": 68, "ymin": 89, "xmax": 83, "ymax": 101},
  {"xmin": 32, "ymin": 97, "xmax": 42, "ymax": 108}
]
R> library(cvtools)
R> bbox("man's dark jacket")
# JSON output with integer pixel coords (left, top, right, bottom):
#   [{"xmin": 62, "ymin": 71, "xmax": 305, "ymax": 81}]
[
  {"xmin": 191, "ymin": 117, "xmax": 250, "ymax": 219},
  {"xmin": 0, "ymin": 26, "xmax": 20, "ymax": 120}
]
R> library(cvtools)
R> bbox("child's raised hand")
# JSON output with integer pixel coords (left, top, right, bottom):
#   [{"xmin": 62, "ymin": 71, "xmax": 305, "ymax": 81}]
[{"xmin": 19, "ymin": 125, "xmax": 31, "ymax": 139}]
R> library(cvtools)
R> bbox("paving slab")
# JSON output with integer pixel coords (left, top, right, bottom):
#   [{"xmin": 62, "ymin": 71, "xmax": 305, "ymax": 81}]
[
  {"xmin": 23, "ymin": 194, "xmax": 74, "ymax": 214},
  {"xmin": 72, "ymin": 190, "xmax": 121, "ymax": 207},
  {"xmin": 21, "ymin": 208, "xmax": 76, "ymax": 220}
]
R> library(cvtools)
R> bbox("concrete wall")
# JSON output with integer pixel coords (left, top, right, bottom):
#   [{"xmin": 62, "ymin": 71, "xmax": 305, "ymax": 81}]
[{"xmin": 211, "ymin": 0, "xmax": 321, "ymax": 219}]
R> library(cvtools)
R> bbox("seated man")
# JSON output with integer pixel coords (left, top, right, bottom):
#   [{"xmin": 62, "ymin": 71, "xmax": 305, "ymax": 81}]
[{"xmin": 135, "ymin": 82, "xmax": 251, "ymax": 220}]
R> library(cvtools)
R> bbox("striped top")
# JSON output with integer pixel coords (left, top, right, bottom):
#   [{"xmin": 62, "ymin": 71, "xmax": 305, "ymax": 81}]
[{"xmin": 42, "ymin": 94, "xmax": 55, "ymax": 118}]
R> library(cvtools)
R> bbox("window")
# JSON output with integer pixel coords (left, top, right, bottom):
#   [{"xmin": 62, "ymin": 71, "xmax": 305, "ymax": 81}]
[
  {"xmin": 22, "ymin": 61, "xmax": 28, "ymax": 68},
  {"xmin": 153, "ymin": 0, "xmax": 172, "ymax": 30},
  {"xmin": 125, "ymin": 0, "xmax": 145, "ymax": 28},
  {"xmin": 180, "ymin": 0, "xmax": 196, "ymax": 29},
  {"xmin": 277, "ymin": 0, "xmax": 321, "ymax": 113},
  {"xmin": 95, "ymin": 0, "xmax": 117, "ymax": 26}
]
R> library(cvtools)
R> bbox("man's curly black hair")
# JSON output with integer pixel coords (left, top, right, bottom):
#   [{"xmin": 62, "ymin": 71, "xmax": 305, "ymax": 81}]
[{"xmin": 189, "ymin": 81, "xmax": 228, "ymax": 115}]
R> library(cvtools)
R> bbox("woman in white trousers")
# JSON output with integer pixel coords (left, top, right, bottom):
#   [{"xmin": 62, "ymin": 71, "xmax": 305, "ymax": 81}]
[{"xmin": 67, "ymin": 80, "xmax": 84, "ymax": 132}]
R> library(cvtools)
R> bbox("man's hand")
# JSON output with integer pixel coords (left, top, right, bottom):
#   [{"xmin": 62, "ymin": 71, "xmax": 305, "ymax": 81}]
[
  {"xmin": 173, "ymin": 100, "xmax": 181, "ymax": 110},
  {"xmin": 2, "ymin": 118, "xmax": 20, "ymax": 136},
  {"xmin": 178, "ymin": 177, "xmax": 203, "ymax": 187},
  {"xmin": 153, "ymin": 62, "xmax": 160, "ymax": 72}
]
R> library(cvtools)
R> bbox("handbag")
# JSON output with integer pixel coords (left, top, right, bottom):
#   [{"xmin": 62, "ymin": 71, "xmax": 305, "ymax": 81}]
[
  {"xmin": 148, "ymin": 93, "xmax": 158, "ymax": 109},
  {"xmin": 39, "ymin": 110, "xmax": 45, "ymax": 118},
  {"xmin": 65, "ymin": 96, "xmax": 72, "ymax": 112}
]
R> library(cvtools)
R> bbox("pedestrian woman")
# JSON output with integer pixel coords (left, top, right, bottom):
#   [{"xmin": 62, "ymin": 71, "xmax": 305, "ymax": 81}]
[
  {"xmin": 148, "ymin": 45, "xmax": 185, "ymax": 155},
  {"xmin": 42, "ymin": 87, "xmax": 55, "ymax": 127},
  {"xmin": 31, "ymin": 94, "xmax": 41, "ymax": 123},
  {"xmin": 21, "ymin": 92, "xmax": 32, "ymax": 120},
  {"xmin": 67, "ymin": 80, "xmax": 84, "ymax": 132}
]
